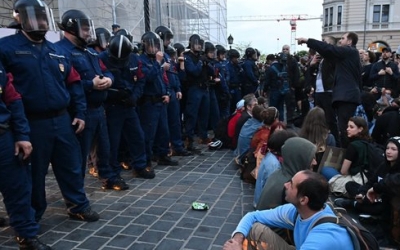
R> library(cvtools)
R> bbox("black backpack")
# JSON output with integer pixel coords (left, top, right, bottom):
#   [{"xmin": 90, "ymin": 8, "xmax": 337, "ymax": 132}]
[
  {"xmin": 352, "ymin": 140, "xmax": 385, "ymax": 184},
  {"xmin": 306, "ymin": 203, "xmax": 380, "ymax": 250}
]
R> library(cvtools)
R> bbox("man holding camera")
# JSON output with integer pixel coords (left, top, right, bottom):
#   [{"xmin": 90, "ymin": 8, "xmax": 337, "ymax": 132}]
[{"xmin": 370, "ymin": 47, "xmax": 399, "ymax": 98}]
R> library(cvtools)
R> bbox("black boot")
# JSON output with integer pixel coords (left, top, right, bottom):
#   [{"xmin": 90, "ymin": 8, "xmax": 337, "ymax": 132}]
[
  {"xmin": 16, "ymin": 236, "xmax": 52, "ymax": 250},
  {"xmin": 157, "ymin": 155, "xmax": 179, "ymax": 166}
]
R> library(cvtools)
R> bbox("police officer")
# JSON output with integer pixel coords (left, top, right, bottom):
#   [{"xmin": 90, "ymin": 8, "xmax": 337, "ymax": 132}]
[
  {"xmin": 155, "ymin": 25, "xmax": 191, "ymax": 157},
  {"xmin": 227, "ymin": 49, "xmax": 244, "ymax": 114},
  {"xmin": 183, "ymin": 34, "xmax": 212, "ymax": 150},
  {"xmin": 111, "ymin": 23, "xmax": 120, "ymax": 35},
  {"xmin": 214, "ymin": 45, "xmax": 231, "ymax": 119},
  {"xmin": 57, "ymin": 9, "xmax": 129, "ymax": 190},
  {"xmin": 138, "ymin": 31, "xmax": 178, "ymax": 170},
  {"xmin": 0, "ymin": 65, "xmax": 51, "ymax": 249},
  {"xmin": 115, "ymin": 28, "xmax": 133, "ymax": 42},
  {"xmin": 90, "ymin": 27, "xmax": 111, "ymax": 53},
  {"xmin": 99, "ymin": 35, "xmax": 154, "ymax": 179},
  {"xmin": 242, "ymin": 47, "xmax": 260, "ymax": 96},
  {"xmin": 0, "ymin": 0, "xmax": 99, "ymax": 222}
]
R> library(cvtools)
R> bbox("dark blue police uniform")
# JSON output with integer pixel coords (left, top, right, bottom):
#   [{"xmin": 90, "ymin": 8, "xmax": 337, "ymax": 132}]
[
  {"xmin": 227, "ymin": 60, "xmax": 244, "ymax": 113},
  {"xmin": 57, "ymin": 38, "xmax": 118, "ymax": 182},
  {"xmin": 242, "ymin": 59, "xmax": 259, "ymax": 96},
  {"xmin": 0, "ymin": 68, "xmax": 39, "ymax": 238},
  {"xmin": 0, "ymin": 32, "xmax": 90, "ymax": 221},
  {"xmin": 137, "ymin": 53, "xmax": 170, "ymax": 163},
  {"xmin": 99, "ymin": 52, "xmax": 148, "ymax": 175}
]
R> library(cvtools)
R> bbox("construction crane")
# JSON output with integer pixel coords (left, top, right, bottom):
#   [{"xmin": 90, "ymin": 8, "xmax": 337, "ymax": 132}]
[{"xmin": 228, "ymin": 14, "xmax": 322, "ymax": 52}]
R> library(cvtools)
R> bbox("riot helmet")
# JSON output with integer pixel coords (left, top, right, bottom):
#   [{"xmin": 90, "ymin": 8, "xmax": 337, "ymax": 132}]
[
  {"xmin": 155, "ymin": 25, "xmax": 173, "ymax": 47},
  {"xmin": 228, "ymin": 49, "xmax": 240, "ymax": 59},
  {"xmin": 245, "ymin": 47, "xmax": 256, "ymax": 59},
  {"xmin": 173, "ymin": 43, "xmax": 185, "ymax": 56},
  {"xmin": 13, "ymin": 0, "xmax": 55, "ymax": 41},
  {"xmin": 108, "ymin": 35, "xmax": 132, "ymax": 67},
  {"xmin": 188, "ymin": 34, "xmax": 203, "ymax": 52},
  {"xmin": 141, "ymin": 31, "xmax": 161, "ymax": 58},
  {"xmin": 58, "ymin": 9, "xmax": 96, "ymax": 46},
  {"xmin": 115, "ymin": 29, "xmax": 133, "ymax": 42},
  {"xmin": 255, "ymin": 48, "xmax": 261, "ymax": 58},
  {"xmin": 165, "ymin": 45, "xmax": 177, "ymax": 58},
  {"xmin": 204, "ymin": 42, "xmax": 216, "ymax": 58},
  {"xmin": 215, "ymin": 45, "xmax": 227, "ymax": 56},
  {"xmin": 93, "ymin": 27, "xmax": 111, "ymax": 51}
]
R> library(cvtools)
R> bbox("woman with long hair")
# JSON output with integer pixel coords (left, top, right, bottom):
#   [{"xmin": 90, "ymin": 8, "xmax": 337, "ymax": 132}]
[
  {"xmin": 321, "ymin": 116, "xmax": 372, "ymax": 196},
  {"xmin": 299, "ymin": 107, "xmax": 336, "ymax": 169}
]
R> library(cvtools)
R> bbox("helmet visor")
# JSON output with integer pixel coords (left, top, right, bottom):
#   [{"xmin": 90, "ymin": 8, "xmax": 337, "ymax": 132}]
[
  {"xmin": 191, "ymin": 38, "xmax": 204, "ymax": 52},
  {"xmin": 18, "ymin": 5, "xmax": 55, "ymax": 32},
  {"xmin": 144, "ymin": 38, "xmax": 161, "ymax": 55},
  {"xmin": 76, "ymin": 18, "xmax": 96, "ymax": 44},
  {"xmin": 97, "ymin": 33, "xmax": 109, "ymax": 50}
]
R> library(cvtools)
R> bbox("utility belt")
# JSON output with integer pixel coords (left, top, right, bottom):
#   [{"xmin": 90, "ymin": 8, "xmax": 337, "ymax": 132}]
[
  {"xmin": 26, "ymin": 108, "xmax": 67, "ymax": 121},
  {"xmin": 139, "ymin": 95, "xmax": 164, "ymax": 105},
  {"xmin": 0, "ymin": 122, "xmax": 10, "ymax": 136}
]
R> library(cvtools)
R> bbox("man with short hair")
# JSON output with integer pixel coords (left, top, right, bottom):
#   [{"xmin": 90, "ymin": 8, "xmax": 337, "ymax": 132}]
[
  {"xmin": 297, "ymin": 32, "xmax": 362, "ymax": 147},
  {"xmin": 234, "ymin": 94, "xmax": 257, "ymax": 144},
  {"xmin": 223, "ymin": 170, "xmax": 354, "ymax": 250}
]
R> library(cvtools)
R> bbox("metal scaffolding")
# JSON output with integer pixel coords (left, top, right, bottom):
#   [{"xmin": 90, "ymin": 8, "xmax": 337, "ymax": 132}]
[{"xmin": 0, "ymin": 0, "xmax": 227, "ymax": 46}]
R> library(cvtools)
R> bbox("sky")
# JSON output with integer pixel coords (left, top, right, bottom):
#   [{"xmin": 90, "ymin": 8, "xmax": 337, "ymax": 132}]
[{"xmin": 227, "ymin": 0, "xmax": 324, "ymax": 55}]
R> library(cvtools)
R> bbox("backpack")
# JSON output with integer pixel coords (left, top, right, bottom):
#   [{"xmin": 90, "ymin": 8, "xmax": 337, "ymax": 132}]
[
  {"xmin": 271, "ymin": 64, "xmax": 290, "ymax": 95},
  {"xmin": 310, "ymin": 203, "xmax": 380, "ymax": 250},
  {"xmin": 352, "ymin": 140, "xmax": 385, "ymax": 183}
]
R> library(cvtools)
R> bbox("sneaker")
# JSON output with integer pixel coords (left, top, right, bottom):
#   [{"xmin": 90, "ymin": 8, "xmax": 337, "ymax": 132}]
[
  {"xmin": 102, "ymin": 178, "xmax": 129, "ymax": 191},
  {"xmin": 172, "ymin": 149, "xmax": 193, "ymax": 156},
  {"xmin": 334, "ymin": 198, "xmax": 354, "ymax": 208},
  {"xmin": 133, "ymin": 167, "xmax": 155, "ymax": 179},
  {"xmin": 88, "ymin": 166, "xmax": 98, "ymax": 178},
  {"xmin": 68, "ymin": 207, "xmax": 100, "ymax": 222},
  {"xmin": 157, "ymin": 155, "xmax": 179, "ymax": 166},
  {"xmin": 0, "ymin": 217, "xmax": 6, "ymax": 227},
  {"xmin": 120, "ymin": 162, "xmax": 132, "ymax": 170},
  {"xmin": 16, "ymin": 236, "xmax": 52, "ymax": 250}
]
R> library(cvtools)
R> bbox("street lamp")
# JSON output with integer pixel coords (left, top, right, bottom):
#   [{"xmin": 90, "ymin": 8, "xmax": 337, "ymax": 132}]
[{"xmin": 228, "ymin": 34, "xmax": 234, "ymax": 49}]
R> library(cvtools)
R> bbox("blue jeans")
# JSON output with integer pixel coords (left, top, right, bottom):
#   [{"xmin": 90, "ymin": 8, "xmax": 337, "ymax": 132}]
[
  {"xmin": 320, "ymin": 166, "xmax": 340, "ymax": 181},
  {"xmin": 0, "ymin": 131, "xmax": 39, "ymax": 237},
  {"xmin": 106, "ymin": 105, "xmax": 147, "ymax": 174},
  {"xmin": 29, "ymin": 113, "xmax": 89, "ymax": 220},
  {"xmin": 269, "ymin": 90, "xmax": 285, "ymax": 121}
]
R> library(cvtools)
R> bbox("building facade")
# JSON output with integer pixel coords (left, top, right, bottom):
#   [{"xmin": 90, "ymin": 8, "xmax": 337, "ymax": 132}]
[
  {"xmin": 322, "ymin": 0, "xmax": 400, "ymax": 52},
  {"xmin": 0, "ymin": 0, "xmax": 227, "ymax": 47}
]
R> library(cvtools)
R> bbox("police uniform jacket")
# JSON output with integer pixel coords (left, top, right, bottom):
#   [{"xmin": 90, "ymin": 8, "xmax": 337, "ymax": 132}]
[
  {"xmin": 0, "ymin": 67, "xmax": 30, "ymax": 142},
  {"xmin": 57, "ymin": 38, "xmax": 114, "ymax": 108},
  {"xmin": 0, "ymin": 32, "xmax": 86, "ymax": 120}
]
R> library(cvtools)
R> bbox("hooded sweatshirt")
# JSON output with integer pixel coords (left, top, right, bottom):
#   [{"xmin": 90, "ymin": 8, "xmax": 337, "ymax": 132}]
[{"xmin": 256, "ymin": 137, "xmax": 316, "ymax": 210}]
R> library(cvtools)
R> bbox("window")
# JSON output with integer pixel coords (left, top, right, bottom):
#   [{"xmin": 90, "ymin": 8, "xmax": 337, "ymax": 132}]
[
  {"xmin": 373, "ymin": 4, "xmax": 390, "ymax": 23},
  {"xmin": 324, "ymin": 8, "xmax": 328, "ymax": 27},
  {"xmin": 337, "ymin": 6, "xmax": 342, "ymax": 25},
  {"xmin": 329, "ymin": 7, "xmax": 333, "ymax": 26}
]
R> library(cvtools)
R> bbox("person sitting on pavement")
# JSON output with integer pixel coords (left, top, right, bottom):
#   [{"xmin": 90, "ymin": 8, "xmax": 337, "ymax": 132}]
[
  {"xmin": 256, "ymin": 137, "xmax": 317, "ymax": 210},
  {"xmin": 234, "ymin": 94, "xmax": 258, "ymax": 145},
  {"xmin": 227, "ymin": 99, "xmax": 245, "ymax": 149},
  {"xmin": 254, "ymin": 130, "xmax": 297, "ymax": 208},
  {"xmin": 223, "ymin": 170, "xmax": 354, "ymax": 250}
]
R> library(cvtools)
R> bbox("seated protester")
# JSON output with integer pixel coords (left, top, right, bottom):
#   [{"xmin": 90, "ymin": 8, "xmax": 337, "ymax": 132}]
[
  {"xmin": 321, "ymin": 117, "xmax": 372, "ymax": 195},
  {"xmin": 336, "ymin": 137, "xmax": 400, "ymax": 211},
  {"xmin": 257, "ymin": 96, "xmax": 268, "ymax": 108},
  {"xmin": 299, "ymin": 107, "xmax": 336, "ymax": 170},
  {"xmin": 234, "ymin": 94, "xmax": 258, "ymax": 146},
  {"xmin": 227, "ymin": 99, "xmax": 245, "ymax": 149},
  {"xmin": 224, "ymin": 170, "xmax": 354, "ymax": 250},
  {"xmin": 250, "ymin": 107, "xmax": 279, "ymax": 154},
  {"xmin": 371, "ymin": 105, "xmax": 400, "ymax": 147},
  {"xmin": 257, "ymin": 137, "xmax": 317, "ymax": 210},
  {"xmin": 235, "ymin": 105, "xmax": 265, "ymax": 161},
  {"xmin": 335, "ymin": 137, "xmax": 400, "ymax": 245},
  {"xmin": 354, "ymin": 91, "xmax": 377, "ymax": 130},
  {"xmin": 254, "ymin": 130, "xmax": 297, "ymax": 208}
]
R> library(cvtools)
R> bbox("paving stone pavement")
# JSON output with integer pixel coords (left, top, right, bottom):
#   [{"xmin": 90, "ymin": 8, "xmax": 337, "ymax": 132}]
[{"xmin": 0, "ymin": 147, "xmax": 255, "ymax": 250}]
